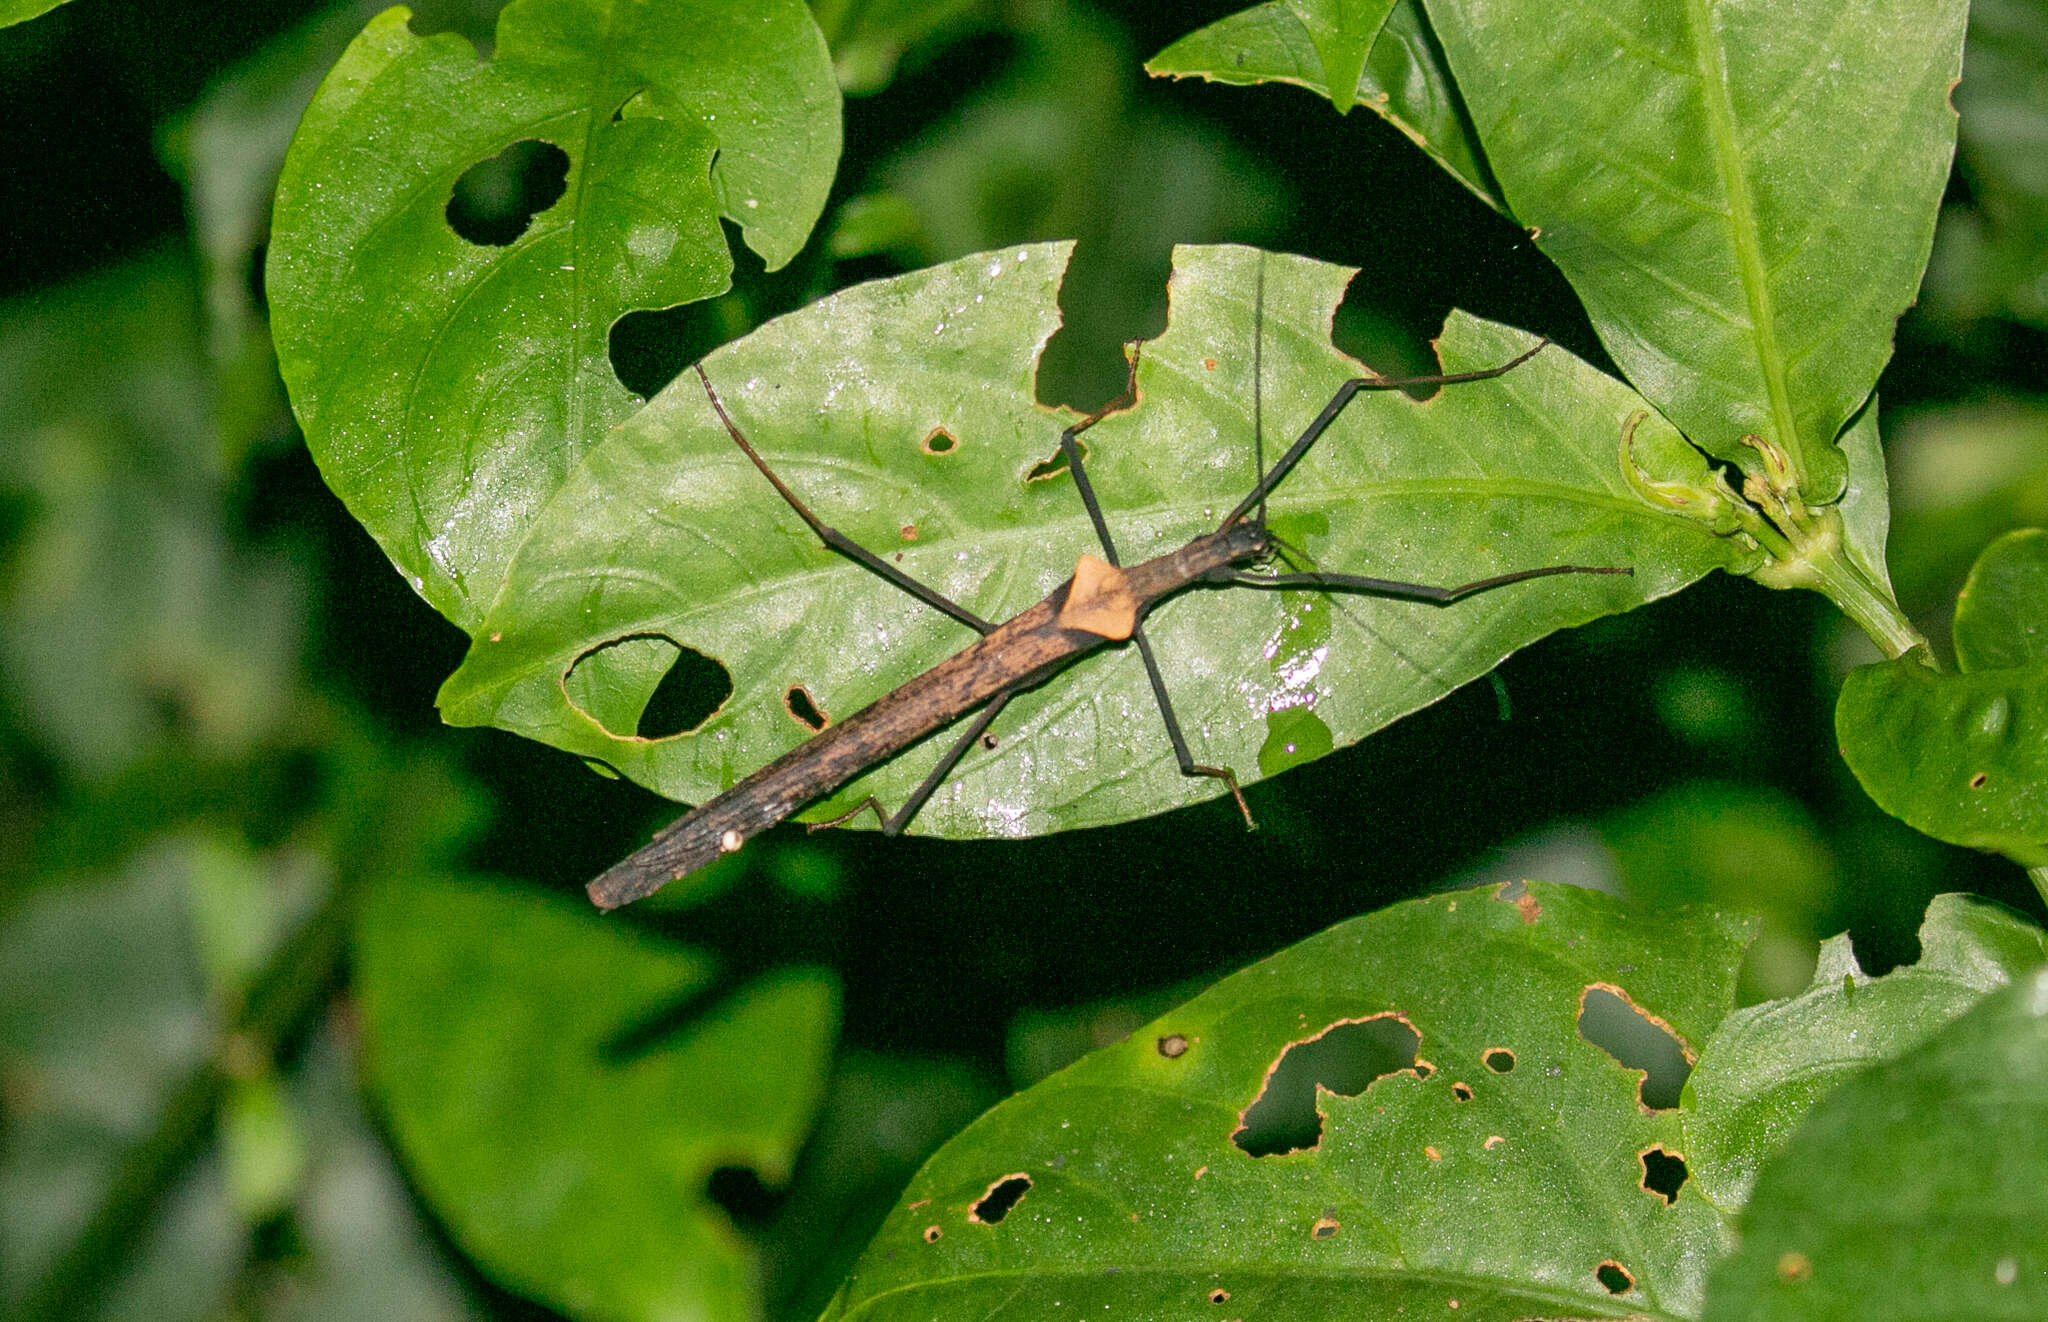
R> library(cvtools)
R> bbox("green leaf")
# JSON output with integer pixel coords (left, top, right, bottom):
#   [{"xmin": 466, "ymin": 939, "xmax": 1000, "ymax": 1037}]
[
  {"xmin": 1954, "ymin": 527, "xmax": 2048, "ymax": 671},
  {"xmin": 441, "ymin": 244, "xmax": 1745, "ymax": 839},
  {"xmin": 1683, "ymin": 894, "xmax": 2047, "ymax": 1213},
  {"xmin": 353, "ymin": 874, "xmax": 839, "ymax": 1322},
  {"xmin": 1836, "ymin": 655, "xmax": 2048, "ymax": 867},
  {"xmin": 1422, "ymin": 0, "xmax": 1967, "ymax": 501},
  {"xmin": 1832, "ymin": 404, "xmax": 1897, "ymax": 601},
  {"xmin": 0, "ymin": 0, "xmax": 73, "ymax": 28},
  {"xmin": 268, "ymin": 0, "xmax": 839, "ymax": 629},
  {"xmin": 1700, "ymin": 963, "xmax": 2048, "ymax": 1321},
  {"xmin": 1148, "ymin": 0, "xmax": 1501, "ymax": 210},
  {"xmin": 0, "ymin": 255, "xmax": 303, "ymax": 780},
  {"xmin": 823, "ymin": 882, "xmax": 1758, "ymax": 1320}
]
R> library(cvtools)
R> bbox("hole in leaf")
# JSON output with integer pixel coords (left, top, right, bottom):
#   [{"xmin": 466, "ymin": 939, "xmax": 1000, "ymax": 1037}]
[
  {"xmin": 564, "ymin": 635, "xmax": 732, "ymax": 739},
  {"xmin": 1311, "ymin": 1216, "xmax": 1340, "ymax": 1239},
  {"xmin": 1482, "ymin": 1048, "xmax": 1515, "ymax": 1073},
  {"xmin": 1596, "ymin": 1261, "xmax": 1634, "ymax": 1294},
  {"xmin": 1451, "ymin": 1081, "xmax": 1473, "ymax": 1101},
  {"xmin": 1969, "ymin": 771, "xmax": 1989, "ymax": 789},
  {"xmin": 1025, "ymin": 442, "xmax": 1074, "ymax": 483},
  {"xmin": 446, "ymin": 139, "xmax": 569, "ymax": 246},
  {"xmin": 922, "ymin": 1224, "xmax": 942, "ymax": 1243},
  {"xmin": 969, "ymin": 1173, "xmax": 1031, "ymax": 1224},
  {"xmin": 706, "ymin": 1165, "xmax": 784, "ymax": 1232},
  {"xmin": 785, "ymin": 685, "xmax": 828, "ymax": 731},
  {"xmin": 610, "ymin": 302, "xmax": 718, "ymax": 398},
  {"xmin": 980, "ymin": 732, "xmax": 999, "ymax": 750},
  {"xmin": 1158, "ymin": 1033, "xmax": 1189, "ymax": 1058},
  {"xmin": 1578, "ymin": 984, "xmax": 1692, "ymax": 1110},
  {"xmin": 1640, "ymin": 1146, "xmax": 1688, "ymax": 1204},
  {"xmin": 1233, "ymin": 1014, "xmax": 1420, "ymax": 1157},
  {"xmin": 922, "ymin": 426, "xmax": 957, "ymax": 455},
  {"xmin": 1208, "ymin": 1289, "xmax": 1231, "ymax": 1304}
]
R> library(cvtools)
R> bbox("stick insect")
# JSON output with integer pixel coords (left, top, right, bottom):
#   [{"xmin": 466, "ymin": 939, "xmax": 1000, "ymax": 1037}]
[{"xmin": 587, "ymin": 300, "xmax": 1628, "ymax": 911}]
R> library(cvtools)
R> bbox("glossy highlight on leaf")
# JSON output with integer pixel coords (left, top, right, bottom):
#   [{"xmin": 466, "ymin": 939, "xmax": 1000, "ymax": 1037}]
[
  {"xmin": 440, "ymin": 243, "xmax": 1744, "ymax": 841},
  {"xmin": 268, "ymin": 0, "xmax": 839, "ymax": 628}
]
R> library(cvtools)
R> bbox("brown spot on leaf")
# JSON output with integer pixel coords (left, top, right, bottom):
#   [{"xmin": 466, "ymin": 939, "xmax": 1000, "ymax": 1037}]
[
  {"xmin": 1158, "ymin": 1033, "xmax": 1189, "ymax": 1058},
  {"xmin": 923, "ymin": 1225, "xmax": 942, "ymax": 1243},
  {"xmin": 900, "ymin": 523, "xmax": 917, "ymax": 541},
  {"xmin": 1777, "ymin": 1251, "xmax": 1811, "ymax": 1282},
  {"xmin": 1483, "ymin": 1135, "xmax": 1504, "ymax": 1150},
  {"xmin": 1970, "ymin": 771, "xmax": 1989, "ymax": 789},
  {"xmin": 1311, "ymin": 1217, "xmax": 1340, "ymax": 1239},
  {"xmin": 1424, "ymin": 1145, "xmax": 1441, "ymax": 1162}
]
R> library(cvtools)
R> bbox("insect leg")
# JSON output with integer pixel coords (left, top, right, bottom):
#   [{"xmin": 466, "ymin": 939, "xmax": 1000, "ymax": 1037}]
[
  {"xmin": 1059, "ymin": 405, "xmax": 1255, "ymax": 830},
  {"xmin": 807, "ymin": 694, "xmax": 1012, "ymax": 835},
  {"xmin": 697, "ymin": 364, "xmax": 996, "ymax": 636}
]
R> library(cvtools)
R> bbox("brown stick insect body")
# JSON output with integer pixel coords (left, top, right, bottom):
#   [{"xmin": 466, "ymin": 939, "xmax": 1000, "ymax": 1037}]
[{"xmin": 588, "ymin": 340, "xmax": 1627, "ymax": 911}]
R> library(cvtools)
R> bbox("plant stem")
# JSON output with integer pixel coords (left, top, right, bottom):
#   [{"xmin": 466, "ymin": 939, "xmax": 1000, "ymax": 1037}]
[{"xmin": 1806, "ymin": 541, "xmax": 1927, "ymax": 660}]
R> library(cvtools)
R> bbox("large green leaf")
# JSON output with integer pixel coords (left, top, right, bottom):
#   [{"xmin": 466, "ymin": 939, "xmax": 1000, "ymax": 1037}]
[
  {"xmin": 1700, "ymin": 964, "xmax": 2048, "ymax": 1321},
  {"xmin": 353, "ymin": 874, "xmax": 839, "ymax": 1322},
  {"xmin": 1683, "ymin": 894, "xmax": 2047, "ymax": 1212},
  {"xmin": 1148, "ymin": 0, "xmax": 1501, "ymax": 210},
  {"xmin": 824, "ymin": 882, "xmax": 1758, "ymax": 1320},
  {"xmin": 268, "ymin": 0, "xmax": 839, "ymax": 629},
  {"xmin": 441, "ymin": 243, "xmax": 1745, "ymax": 839},
  {"xmin": 1422, "ymin": 0, "xmax": 1966, "ymax": 502}
]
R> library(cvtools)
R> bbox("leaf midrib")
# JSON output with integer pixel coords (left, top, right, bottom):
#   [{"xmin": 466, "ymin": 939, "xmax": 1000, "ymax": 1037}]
[{"xmin": 1681, "ymin": 0, "xmax": 1799, "ymax": 463}]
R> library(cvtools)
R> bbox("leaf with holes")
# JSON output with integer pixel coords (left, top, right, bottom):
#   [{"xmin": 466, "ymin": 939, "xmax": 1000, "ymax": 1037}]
[
  {"xmin": 1148, "ymin": 0, "xmax": 1500, "ymax": 210},
  {"xmin": 268, "ymin": 0, "xmax": 839, "ymax": 629},
  {"xmin": 353, "ymin": 874, "xmax": 838, "ymax": 1322},
  {"xmin": 1682, "ymin": 893, "xmax": 2047, "ymax": 1213},
  {"xmin": 1700, "ymin": 965, "xmax": 2048, "ymax": 1322},
  {"xmin": 439, "ymin": 243, "xmax": 1746, "ymax": 840},
  {"xmin": 1422, "ymin": 0, "xmax": 1965, "ymax": 503},
  {"xmin": 822, "ymin": 882, "xmax": 1759, "ymax": 1320},
  {"xmin": 1838, "ymin": 530, "xmax": 2048, "ymax": 868}
]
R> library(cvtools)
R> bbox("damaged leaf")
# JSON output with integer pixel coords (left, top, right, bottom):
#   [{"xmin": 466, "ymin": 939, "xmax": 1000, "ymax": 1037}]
[
  {"xmin": 824, "ymin": 882, "xmax": 1756, "ymax": 1320},
  {"xmin": 440, "ymin": 243, "xmax": 1742, "ymax": 839},
  {"xmin": 268, "ymin": 0, "xmax": 839, "ymax": 628}
]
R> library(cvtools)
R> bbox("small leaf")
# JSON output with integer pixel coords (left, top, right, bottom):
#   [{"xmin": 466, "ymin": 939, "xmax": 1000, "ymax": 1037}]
[
  {"xmin": 1424, "ymin": 0, "xmax": 1968, "ymax": 501},
  {"xmin": 823, "ymin": 882, "xmax": 1757, "ymax": 1320},
  {"xmin": 1148, "ymin": 0, "xmax": 1500, "ymax": 210},
  {"xmin": 353, "ymin": 874, "xmax": 838, "ymax": 1322},
  {"xmin": 441, "ymin": 244, "xmax": 1744, "ymax": 839},
  {"xmin": 269, "ymin": 0, "xmax": 839, "ymax": 628},
  {"xmin": 1954, "ymin": 527, "xmax": 2048, "ymax": 672},
  {"xmin": 1836, "ymin": 655, "xmax": 2048, "ymax": 866},
  {"xmin": 1700, "ymin": 964, "xmax": 2048, "ymax": 1321},
  {"xmin": 1683, "ymin": 893, "xmax": 2047, "ymax": 1211}
]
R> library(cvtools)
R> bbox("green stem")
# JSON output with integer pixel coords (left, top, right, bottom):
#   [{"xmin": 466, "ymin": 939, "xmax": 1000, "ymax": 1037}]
[{"xmin": 1805, "ymin": 540, "xmax": 1927, "ymax": 661}]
